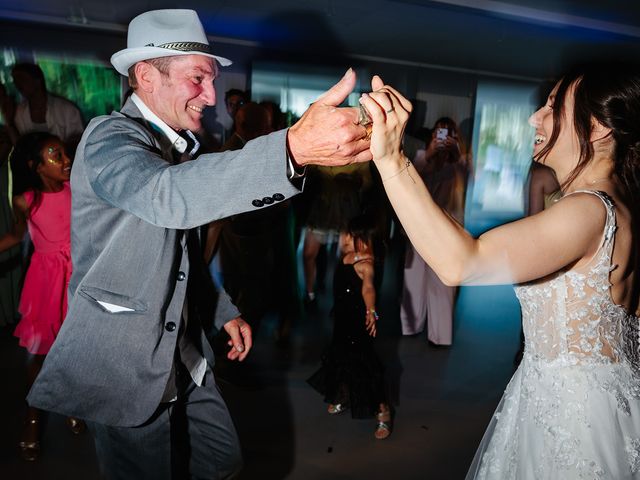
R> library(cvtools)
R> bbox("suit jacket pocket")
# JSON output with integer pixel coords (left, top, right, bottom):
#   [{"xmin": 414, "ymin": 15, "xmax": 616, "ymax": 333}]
[{"xmin": 78, "ymin": 286, "xmax": 148, "ymax": 314}]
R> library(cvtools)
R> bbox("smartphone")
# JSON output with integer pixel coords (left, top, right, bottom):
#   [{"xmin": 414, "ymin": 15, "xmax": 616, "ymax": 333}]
[{"xmin": 436, "ymin": 127, "xmax": 448, "ymax": 140}]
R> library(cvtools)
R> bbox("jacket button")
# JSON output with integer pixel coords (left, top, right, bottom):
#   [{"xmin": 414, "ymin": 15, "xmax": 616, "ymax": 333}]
[
  {"xmin": 177, "ymin": 271, "xmax": 186, "ymax": 281},
  {"xmin": 165, "ymin": 322, "xmax": 177, "ymax": 332},
  {"xmin": 252, "ymin": 199, "xmax": 264, "ymax": 208},
  {"xmin": 262, "ymin": 196, "xmax": 274, "ymax": 205},
  {"xmin": 272, "ymin": 193, "xmax": 285, "ymax": 201}
]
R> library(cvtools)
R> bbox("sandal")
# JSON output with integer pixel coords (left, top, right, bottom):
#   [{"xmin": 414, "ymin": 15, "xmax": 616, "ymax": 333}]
[
  {"xmin": 374, "ymin": 410, "xmax": 392, "ymax": 440},
  {"xmin": 327, "ymin": 403, "xmax": 347, "ymax": 415},
  {"xmin": 19, "ymin": 419, "xmax": 40, "ymax": 461},
  {"xmin": 66, "ymin": 417, "xmax": 86, "ymax": 435}
]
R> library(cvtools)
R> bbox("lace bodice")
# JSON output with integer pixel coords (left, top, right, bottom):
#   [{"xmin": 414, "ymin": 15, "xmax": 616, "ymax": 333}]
[{"xmin": 515, "ymin": 190, "xmax": 640, "ymax": 369}]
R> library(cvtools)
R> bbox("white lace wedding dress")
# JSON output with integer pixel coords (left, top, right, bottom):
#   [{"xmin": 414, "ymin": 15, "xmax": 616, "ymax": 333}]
[{"xmin": 467, "ymin": 190, "xmax": 640, "ymax": 479}]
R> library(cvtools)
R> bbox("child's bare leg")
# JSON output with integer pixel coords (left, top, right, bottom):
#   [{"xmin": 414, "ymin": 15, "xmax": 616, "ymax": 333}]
[{"xmin": 20, "ymin": 354, "xmax": 45, "ymax": 460}]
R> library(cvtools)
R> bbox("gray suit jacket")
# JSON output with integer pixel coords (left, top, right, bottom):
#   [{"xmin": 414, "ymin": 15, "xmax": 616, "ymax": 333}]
[{"xmin": 28, "ymin": 99, "xmax": 302, "ymax": 427}]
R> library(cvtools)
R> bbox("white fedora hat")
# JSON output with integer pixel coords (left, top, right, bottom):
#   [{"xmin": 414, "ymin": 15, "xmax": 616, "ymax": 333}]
[{"xmin": 111, "ymin": 9, "xmax": 232, "ymax": 76}]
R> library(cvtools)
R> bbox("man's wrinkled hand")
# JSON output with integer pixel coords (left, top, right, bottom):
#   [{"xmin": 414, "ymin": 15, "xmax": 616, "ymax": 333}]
[
  {"xmin": 287, "ymin": 68, "xmax": 372, "ymax": 167},
  {"xmin": 223, "ymin": 316, "xmax": 252, "ymax": 361}
]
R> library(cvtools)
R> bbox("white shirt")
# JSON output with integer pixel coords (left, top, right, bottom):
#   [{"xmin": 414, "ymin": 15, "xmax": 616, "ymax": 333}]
[
  {"xmin": 14, "ymin": 94, "xmax": 84, "ymax": 142},
  {"xmin": 130, "ymin": 93, "xmax": 200, "ymax": 156}
]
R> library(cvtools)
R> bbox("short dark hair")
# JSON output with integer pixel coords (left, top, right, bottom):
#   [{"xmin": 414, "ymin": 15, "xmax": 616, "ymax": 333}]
[
  {"xmin": 11, "ymin": 63, "xmax": 46, "ymax": 88},
  {"xmin": 225, "ymin": 89, "xmax": 246, "ymax": 103}
]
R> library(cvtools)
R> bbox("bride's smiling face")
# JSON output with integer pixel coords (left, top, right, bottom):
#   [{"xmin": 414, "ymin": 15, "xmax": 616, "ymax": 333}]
[{"xmin": 528, "ymin": 81, "xmax": 581, "ymax": 174}]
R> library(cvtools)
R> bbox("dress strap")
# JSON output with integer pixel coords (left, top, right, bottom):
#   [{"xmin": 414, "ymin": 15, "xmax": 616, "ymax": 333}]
[{"xmin": 563, "ymin": 189, "xmax": 617, "ymax": 259}]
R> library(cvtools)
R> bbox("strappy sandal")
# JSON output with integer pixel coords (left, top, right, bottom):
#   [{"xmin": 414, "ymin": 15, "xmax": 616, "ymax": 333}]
[
  {"xmin": 19, "ymin": 419, "xmax": 40, "ymax": 461},
  {"xmin": 327, "ymin": 403, "xmax": 347, "ymax": 415},
  {"xmin": 374, "ymin": 410, "xmax": 392, "ymax": 440}
]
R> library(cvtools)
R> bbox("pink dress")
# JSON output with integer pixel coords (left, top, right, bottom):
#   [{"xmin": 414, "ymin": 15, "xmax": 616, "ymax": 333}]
[{"xmin": 14, "ymin": 183, "xmax": 72, "ymax": 355}]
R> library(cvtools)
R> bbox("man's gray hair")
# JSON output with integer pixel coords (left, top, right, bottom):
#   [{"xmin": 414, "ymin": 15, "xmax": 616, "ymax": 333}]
[{"xmin": 127, "ymin": 57, "xmax": 176, "ymax": 89}]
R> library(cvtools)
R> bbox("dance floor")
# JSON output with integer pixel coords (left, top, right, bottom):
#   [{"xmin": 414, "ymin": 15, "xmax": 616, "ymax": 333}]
[{"xmin": 0, "ymin": 243, "xmax": 522, "ymax": 480}]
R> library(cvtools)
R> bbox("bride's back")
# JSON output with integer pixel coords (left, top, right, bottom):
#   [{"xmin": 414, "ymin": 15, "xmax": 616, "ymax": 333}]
[{"xmin": 517, "ymin": 189, "xmax": 639, "ymax": 367}]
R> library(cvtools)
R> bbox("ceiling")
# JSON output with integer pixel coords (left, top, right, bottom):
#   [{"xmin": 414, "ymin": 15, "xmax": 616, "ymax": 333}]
[{"xmin": 0, "ymin": 0, "xmax": 639, "ymax": 80}]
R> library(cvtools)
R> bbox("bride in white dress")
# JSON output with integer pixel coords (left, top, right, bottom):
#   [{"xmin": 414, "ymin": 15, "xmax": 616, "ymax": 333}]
[{"xmin": 360, "ymin": 63, "xmax": 640, "ymax": 479}]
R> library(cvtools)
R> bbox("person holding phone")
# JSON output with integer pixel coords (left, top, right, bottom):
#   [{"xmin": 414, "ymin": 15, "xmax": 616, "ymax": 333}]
[{"xmin": 399, "ymin": 117, "xmax": 467, "ymax": 345}]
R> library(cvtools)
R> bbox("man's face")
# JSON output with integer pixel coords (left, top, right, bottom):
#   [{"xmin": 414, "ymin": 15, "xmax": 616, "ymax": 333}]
[
  {"xmin": 225, "ymin": 94, "xmax": 244, "ymax": 119},
  {"xmin": 12, "ymin": 71, "xmax": 39, "ymax": 99},
  {"xmin": 148, "ymin": 55, "xmax": 217, "ymax": 131}
]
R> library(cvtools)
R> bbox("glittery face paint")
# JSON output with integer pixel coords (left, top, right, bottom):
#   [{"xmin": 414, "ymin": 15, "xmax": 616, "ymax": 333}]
[{"xmin": 46, "ymin": 146, "xmax": 64, "ymax": 165}]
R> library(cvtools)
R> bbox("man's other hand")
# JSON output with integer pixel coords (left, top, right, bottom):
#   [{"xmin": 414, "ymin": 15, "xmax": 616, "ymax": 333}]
[{"xmin": 223, "ymin": 317, "xmax": 252, "ymax": 361}]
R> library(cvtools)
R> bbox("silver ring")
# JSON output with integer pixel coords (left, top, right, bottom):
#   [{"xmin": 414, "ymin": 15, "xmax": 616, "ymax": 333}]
[{"xmin": 386, "ymin": 107, "xmax": 395, "ymax": 113}]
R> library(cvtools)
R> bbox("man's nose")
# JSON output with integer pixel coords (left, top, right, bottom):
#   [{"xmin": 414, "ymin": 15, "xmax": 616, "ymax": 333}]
[{"xmin": 201, "ymin": 81, "xmax": 216, "ymax": 106}]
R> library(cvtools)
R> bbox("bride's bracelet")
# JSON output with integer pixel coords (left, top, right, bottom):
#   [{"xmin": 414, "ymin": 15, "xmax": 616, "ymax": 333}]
[
  {"xmin": 380, "ymin": 158, "xmax": 414, "ymax": 183},
  {"xmin": 366, "ymin": 309, "xmax": 379, "ymax": 320}
]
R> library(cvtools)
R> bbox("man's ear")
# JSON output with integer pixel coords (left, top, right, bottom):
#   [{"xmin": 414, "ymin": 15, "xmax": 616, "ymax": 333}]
[{"xmin": 134, "ymin": 62, "xmax": 157, "ymax": 93}]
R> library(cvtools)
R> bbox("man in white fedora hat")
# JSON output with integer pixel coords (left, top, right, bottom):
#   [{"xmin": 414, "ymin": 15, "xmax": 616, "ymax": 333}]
[{"xmin": 27, "ymin": 8, "xmax": 372, "ymax": 480}]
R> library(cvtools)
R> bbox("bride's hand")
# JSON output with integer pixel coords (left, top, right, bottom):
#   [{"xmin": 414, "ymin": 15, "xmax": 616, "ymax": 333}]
[{"xmin": 359, "ymin": 76, "xmax": 412, "ymax": 165}]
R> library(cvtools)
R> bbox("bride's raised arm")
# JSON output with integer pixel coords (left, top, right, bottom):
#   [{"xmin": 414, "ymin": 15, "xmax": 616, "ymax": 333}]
[{"xmin": 359, "ymin": 76, "xmax": 606, "ymax": 286}]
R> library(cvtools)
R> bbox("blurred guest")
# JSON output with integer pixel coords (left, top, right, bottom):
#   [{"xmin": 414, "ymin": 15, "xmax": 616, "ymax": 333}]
[
  {"xmin": 526, "ymin": 161, "xmax": 561, "ymax": 215},
  {"xmin": 223, "ymin": 88, "xmax": 247, "ymax": 141},
  {"xmin": 11, "ymin": 63, "xmax": 84, "ymax": 148},
  {"xmin": 215, "ymin": 102, "xmax": 298, "ymax": 343},
  {"xmin": 302, "ymin": 163, "xmax": 373, "ymax": 306},
  {"xmin": 0, "ymin": 83, "xmax": 18, "ymax": 144},
  {"xmin": 400, "ymin": 117, "xmax": 467, "ymax": 345},
  {"xmin": 221, "ymin": 101, "xmax": 270, "ymax": 151},
  {"xmin": 225, "ymin": 88, "xmax": 247, "ymax": 120},
  {"xmin": 0, "ymin": 100, "xmax": 21, "ymax": 326},
  {"xmin": 260, "ymin": 100, "xmax": 288, "ymax": 132}
]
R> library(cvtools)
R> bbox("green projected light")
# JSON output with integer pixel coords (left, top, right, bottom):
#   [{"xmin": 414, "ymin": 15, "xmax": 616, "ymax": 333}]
[{"xmin": 35, "ymin": 55, "xmax": 121, "ymax": 122}]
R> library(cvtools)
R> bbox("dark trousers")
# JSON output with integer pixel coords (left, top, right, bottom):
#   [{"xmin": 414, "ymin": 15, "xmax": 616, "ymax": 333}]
[{"xmin": 88, "ymin": 367, "xmax": 242, "ymax": 480}]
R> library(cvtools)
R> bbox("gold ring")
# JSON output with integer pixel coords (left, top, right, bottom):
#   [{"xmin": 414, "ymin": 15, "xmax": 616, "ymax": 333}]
[
  {"xmin": 358, "ymin": 104, "xmax": 372, "ymax": 126},
  {"xmin": 363, "ymin": 124, "xmax": 372, "ymax": 141}
]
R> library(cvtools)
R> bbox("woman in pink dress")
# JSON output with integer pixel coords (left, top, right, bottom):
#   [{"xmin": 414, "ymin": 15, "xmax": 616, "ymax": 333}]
[{"xmin": 0, "ymin": 131, "xmax": 80, "ymax": 461}]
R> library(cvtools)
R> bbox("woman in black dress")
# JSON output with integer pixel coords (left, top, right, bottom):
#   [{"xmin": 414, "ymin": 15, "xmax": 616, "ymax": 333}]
[{"xmin": 308, "ymin": 215, "xmax": 392, "ymax": 439}]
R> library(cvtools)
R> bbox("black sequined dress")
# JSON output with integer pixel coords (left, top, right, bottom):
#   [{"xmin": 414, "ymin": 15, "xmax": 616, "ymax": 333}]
[{"xmin": 307, "ymin": 261, "xmax": 387, "ymax": 419}]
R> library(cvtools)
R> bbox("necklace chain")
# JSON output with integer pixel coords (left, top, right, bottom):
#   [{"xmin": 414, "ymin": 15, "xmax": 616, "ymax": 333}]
[{"xmin": 587, "ymin": 178, "xmax": 611, "ymax": 185}]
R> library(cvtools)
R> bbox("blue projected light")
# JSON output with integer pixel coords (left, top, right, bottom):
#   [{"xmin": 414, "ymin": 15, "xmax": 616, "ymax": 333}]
[{"xmin": 198, "ymin": 13, "xmax": 297, "ymax": 44}]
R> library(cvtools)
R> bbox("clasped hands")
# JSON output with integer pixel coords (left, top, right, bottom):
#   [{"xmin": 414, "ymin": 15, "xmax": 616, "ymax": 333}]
[{"xmin": 287, "ymin": 69, "xmax": 412, "ymax": 168}]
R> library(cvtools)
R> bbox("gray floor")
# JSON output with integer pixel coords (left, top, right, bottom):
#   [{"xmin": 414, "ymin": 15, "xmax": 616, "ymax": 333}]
[{"xmin": 0, "ymin": 245, "xmax": 522, "ymax": 480}]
